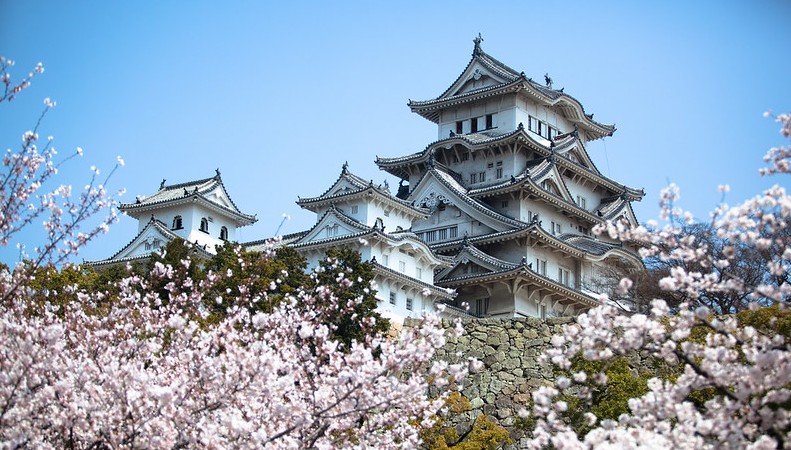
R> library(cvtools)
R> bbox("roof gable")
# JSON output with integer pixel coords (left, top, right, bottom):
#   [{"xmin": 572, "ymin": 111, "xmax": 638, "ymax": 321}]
[
  {"xmin": 408, "ymin": 168, "xmax": 524, "ymax": 233},
  {"xmin": 529, "ymin": 158, "xmax": 575, "ymax": 204},
  {"xmin": 106, "ymin": 218, "xmax": 178, "ymax": 262},
  {"xmin": 436, "ymin": 243, "xmax": 517, "ymax": 281},
  {"xmin": 119, "ymin": 171, "xmax": 256, "ymax": 226},
  {"xmin": 294, "ymin": 206, "xmax": 370, "ymax": 246}
]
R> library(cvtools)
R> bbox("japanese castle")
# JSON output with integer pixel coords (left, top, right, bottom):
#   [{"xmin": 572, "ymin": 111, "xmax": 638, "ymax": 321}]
[{"xmin": 93, "ymin": 37, "xmax": 644, "ymax": 322}]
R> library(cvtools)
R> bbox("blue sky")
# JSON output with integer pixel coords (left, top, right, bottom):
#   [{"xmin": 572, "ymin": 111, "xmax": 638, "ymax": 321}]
[{"xmin": 1, "ymin": 1, "xmax": 789, "ymax": 264}]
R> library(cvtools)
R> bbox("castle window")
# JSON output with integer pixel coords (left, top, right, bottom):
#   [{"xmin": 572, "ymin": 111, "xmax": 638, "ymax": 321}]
[
  {"xmin": 172, "ymin": 215, "xmax": 183, "ymax": 230},
  {"xmin": 389, "ymin": 291, "xmax": 396, "ymax": 305},
  {"xmin": 456, "ymin": 121, "xmax": 463, "ymax": 134},
  {"xmin": 399, "ymin": 261, "xmax": 406, "ymax": 272},
  {"xmin": 220, "ymin": 226, "xmax": 228, "ymax": 241},
  {"xmin": 470, "ymin": 173, "xmax": 477, "ymax": 183},
  {"xmin": 551, "ymin": 221, "xmax": 562, "ymax": 235},
  {"xmin": 479, "ymin": 171, "xmax": 486, "ymax": 182},
  {"xmin": 496, "ymin": 167, "xmax": 503, "ymax": 179},
  {"xmin": 449, "ymin": 226, "xmax": 458, "ymax": 238},
  {"xmin": 558, "ymin": 267, "xmax": 570, "ymax": 286},
  {"xmin": 199, "ymin": 217, "xmax": 209, "ymax": 233},
  {"xmin": 577, "ymin": 196, "xmax": 587, "ymax": 209},
  {"xmin": 461, "ymin": 152, "xmax": 469, "ymax": 162},
  {"xmin": 382, "ymin": 254, "xmax": 389, "ymax": 266},
  {"xmin": 351, "ymin": 205, "xmax": 358, "ymax": 214},
  {"xmin": 145, "ymin": 241, "xmax": 152, "ymax": 251},
  {"xmin": 485, "ymin": 114, "xmax": 493, "ymax": 129},
  {"xmin": 540, "ymin": 304, "xmax": 547, "ymax": 319},
  {"xmin": 406, "ymin": 298, "xmax": 413, "ymax": 311},
  {"xmin": 487, "ymin": 162, "xmax": 494, "ymax": 169},
  {"xmin": 416, "ymin": 267, "xmax": 422, "ymax": 279},
  {"xmin": 438, "ymin": 228, "xmax": 447, "ymax": 240},
  {"xmin": 502, "ymin": 200, "xmax": 509, "ymax": 208},
  {"xmin": 470, "ymin": 117, "xmax": 478, "ymax": 133},
  {"xmin": 536, "ymin": 259, "xmax": 547, "ymax": 275},
  {"xmin": 475, "ymin": 298, "xmax": 488, "ymax": 317}
]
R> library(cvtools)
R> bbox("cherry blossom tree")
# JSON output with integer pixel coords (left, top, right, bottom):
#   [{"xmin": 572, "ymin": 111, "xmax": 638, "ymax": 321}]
[
  {"xmin": 0, "ymin": 57, "xmax": 120, "ymax": 304},
  {"xmin": 0, "ymin": 58, "xmax": 473, "ymax": 449},
  {"xmin": 525, "ymin": 113, "xmax": 791, "ymax": 449}
]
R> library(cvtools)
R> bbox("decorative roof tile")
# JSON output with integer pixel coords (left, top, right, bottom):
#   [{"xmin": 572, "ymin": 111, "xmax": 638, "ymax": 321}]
[{"xmin": 120, "ymin": 171, "xmax": 256, "ymax": 226}]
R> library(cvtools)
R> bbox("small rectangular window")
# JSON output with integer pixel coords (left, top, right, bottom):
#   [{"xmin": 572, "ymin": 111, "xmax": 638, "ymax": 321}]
[
  {"xmin": 416, "ymin": 267, "xmax": 422, "ymax": 280},
  {"xmin": 536, "ymin": 259, "xmax": 547, "ymax": 275},
  {"xmin": 449, "ymin": 226, "xmax": 458, "ymax": 238},
  {"xmin": 501, "ymin": 200, "xmax": 509, "ymax": 208},
  {"xmin": 399, "ymin": 261, "xmax": 406, "ymax": 272},
  {"xmin": 540, "ymin": 304, "xmax": 547, "ymax": 319},
  {"xmin": 529, "ymin": 116, "xmax": 536, "ymax": 132},
  {"xmin": 471, "ymin": 117, "xmax": 478, "ymax": 133},
  {"xmin": 389, "ymin": 292, "xmax": 396, "ymax": 305},
  {"xmin": 558, "ymin": 267, "xmax": 570, "ymax": 286},
  {"xmin": 382, "ymin": 254, "xmax": 389, "ymax": 266},
  {"xmin": 438, "ymin": 228, "xmax": 447, "ymax": 240},
  {"xmin": 406, "ymin": 298, "xmax": 413, "ymax": 311},
  {"xmin": 383, "ymin": 209, "xmax": 390, "ymax": 217},
  {"xmin": 496, "ymin": 161, "xmax": 503, "ymax": 166},
  {"xmin": 485, "ymin": 114, "xmax": 493, "ymax": 129},
  {"xmin": 479, "ymin": 172, "xmax": 486, "ymax": 182},
  {"xmin": 456, "ymin": 121, "xmax": 463, "ymax": 134},
  {"xmin": 537, "ymin": 121, "xmax": 543, "ymax": 136},
  {"xmin": 577, "ymin": 196, "xmax": 586, "ymax": 209},
  {"xmin": 351, "ymin": 205, "xmax": 359, "ymax": 214},
  {"xmin": 487, "ymin": 162, "xmax": 494, "ymax": 169},
  {"xmin": 496, "ymin": 168, "xmax": 503, "ymax": 179},
  {"xmin": 470, "ymin": 173, "xmax": 477, "ymax": 183},
  {"xmin": 461, "ymin": 153, "xmax": 469, "ymax": 161}
]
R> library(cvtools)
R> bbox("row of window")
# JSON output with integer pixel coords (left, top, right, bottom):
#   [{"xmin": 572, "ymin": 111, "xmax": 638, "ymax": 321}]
[
  {"xmin": 171, "ymin": 215, "xmax": 228, "ymax": 240},
  {"xmin": 415, "ymin": 225, "xmax": 459, "ymax": 243},
  {"xmin": 528, "ymin": 115, "xmax": 560, "ymax": 140},
  {"xmin": 455, "ymin": 114, "xmax": 495, "ymax": 134},
  {"xmin": 388, "ymin": 291, "xmax": 414, "ymax": 311},
  {"xmin": 534, "ymin": 258, "xmax": 572, "ymax": 287},
  {"xmin": 469, "ymin": 160, "xmax": 504, "ymax": 184}
]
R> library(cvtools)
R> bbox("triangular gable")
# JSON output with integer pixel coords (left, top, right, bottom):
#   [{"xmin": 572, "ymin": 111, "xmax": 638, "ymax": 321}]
[
  {"xmin": 201, "ymin": 183, "xmax": 236, "ymax": 210},
  {"xmin": 110, "ymin": 219, "xmax": 177, "ymax": 261},
  {"xmin": 553, "ymin": 137, "xmax": 597, "ymax": 172},
  {"xmin": 293, "ymin": 207, "xmax": 370, "ymax": 246},
  {"xmin": 299, "ymin": 165, "xmax": 371, "ymax": 202},
  {"xmin": 596, "ymin": 197, "xmax": 639, "ymax": 229},
  {"xmin": 448, "ymin": 62, "xmax": 510, "ymax": 98},
  {"xmin": 530, "ymin": 159, "xmax": 575, "ymax": 204},
  {"xmin": 408, "ymin": 169, "xmax": 523, "ymax": 234},
  {"xmin": 436, "ymin": 244, "xmax": 517, "ymax": 281}
]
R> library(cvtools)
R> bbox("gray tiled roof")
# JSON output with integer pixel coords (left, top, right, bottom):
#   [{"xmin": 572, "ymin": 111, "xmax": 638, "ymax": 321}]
[{"xmin": 120, "ymin": 172, "xmax": 256, "ymax": 224}]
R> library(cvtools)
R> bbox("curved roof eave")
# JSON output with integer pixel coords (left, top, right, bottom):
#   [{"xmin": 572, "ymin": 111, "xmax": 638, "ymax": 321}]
[
  {"xmin": 437, "ymin": 265, "xmax": 599, "ymax": 308},
  {"xmin": 297, "ymin": 186, "xmax": 430, "ymax": 217},
  {"xmin": 121, "ymin": 193, "xmax": 257, "ymax": 226},
  {"xmin": 410, "ymin": 77, "xmax": 615, "ymax": 138}
]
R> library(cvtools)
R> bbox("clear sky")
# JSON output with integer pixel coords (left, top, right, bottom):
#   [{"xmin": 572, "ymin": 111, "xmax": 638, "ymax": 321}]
[{"xmin": 1, "ymin": 1, "xmax": 789, "ymax": 264}]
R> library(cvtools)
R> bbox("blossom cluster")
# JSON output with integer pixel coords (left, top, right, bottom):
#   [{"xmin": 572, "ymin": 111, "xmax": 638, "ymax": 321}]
[
  {"xmin": 525, "ymin": 114, "xmax": 791, "ymax": 449},
  {"xmin": 0, "ymin": 59, "xmax": 120, "ymax": 304},
  {"xmin": 0, "ymin": 58, "xmax": 471, "ymax": 448},
  {"xmin": 0, "ymin": 263, "xmax": 469, "ymax": 448}
]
